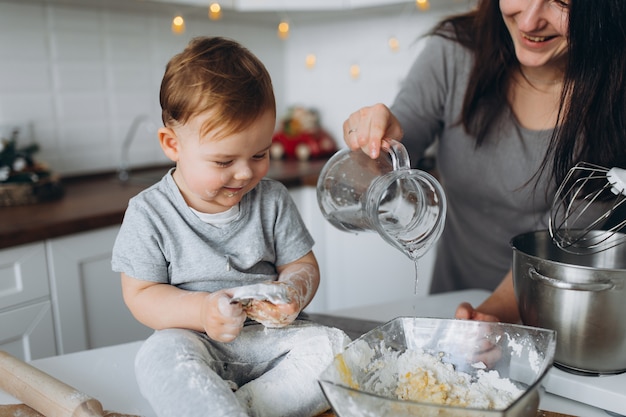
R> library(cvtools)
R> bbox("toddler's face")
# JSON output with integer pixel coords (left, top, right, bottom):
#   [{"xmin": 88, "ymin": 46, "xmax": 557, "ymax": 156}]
[{"xmin": 168, "ymin": 110, "xmax": 274, "ymax": 214}]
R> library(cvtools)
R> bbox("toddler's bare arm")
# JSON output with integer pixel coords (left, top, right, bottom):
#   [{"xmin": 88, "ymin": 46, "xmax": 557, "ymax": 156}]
[{"xmin": 121, "ymin": 273, "xmax": 246, "ymax": 342}]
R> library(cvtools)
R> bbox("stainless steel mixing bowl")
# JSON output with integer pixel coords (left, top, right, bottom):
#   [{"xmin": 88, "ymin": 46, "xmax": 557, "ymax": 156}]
[
  {"xmin": 512, "ymin": 230, "xmax": 626, "ymax": 375},
  {"xmin": 319, "ymin": 317, "xmax": 556, "ymax": 417}
]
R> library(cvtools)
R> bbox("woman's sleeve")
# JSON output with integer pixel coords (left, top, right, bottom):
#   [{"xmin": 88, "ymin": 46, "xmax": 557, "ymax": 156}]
[{"xmin": 391, "ymin": 35, "xmax": 458, "ymax": 165}]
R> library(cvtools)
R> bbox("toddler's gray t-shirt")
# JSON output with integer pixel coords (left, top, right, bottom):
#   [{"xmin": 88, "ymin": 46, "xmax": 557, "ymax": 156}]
[{"xmin": 112, "ymin": 171, "xmax": 314, "ymax": 293}]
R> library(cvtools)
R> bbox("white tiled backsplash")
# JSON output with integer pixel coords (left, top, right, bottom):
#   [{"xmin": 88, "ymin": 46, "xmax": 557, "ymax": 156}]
[
  {"xmin": 0, "ymin": 1, "xmax": 284, "ymax": 176},
  {"xmin": 0, "ymin": 0, "xmax": 468, "ymax": 176}
]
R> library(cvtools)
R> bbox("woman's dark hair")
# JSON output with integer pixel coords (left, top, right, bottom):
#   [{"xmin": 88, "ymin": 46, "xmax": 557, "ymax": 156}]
[{"xmin": 431, "ymin": 0, "xmax": 626, "ymax": 188}]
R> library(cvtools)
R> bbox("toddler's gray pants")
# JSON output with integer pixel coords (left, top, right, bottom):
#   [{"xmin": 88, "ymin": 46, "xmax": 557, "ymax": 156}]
[{"xmin": 135, "ymin": 320, "xmax": 350, "ymax": 417}]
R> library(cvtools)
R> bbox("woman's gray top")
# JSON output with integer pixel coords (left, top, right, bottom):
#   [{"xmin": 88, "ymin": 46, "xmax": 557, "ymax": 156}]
[{"xmin": 391, "ymin": 35, "xmax": 554, "ymax": 292}]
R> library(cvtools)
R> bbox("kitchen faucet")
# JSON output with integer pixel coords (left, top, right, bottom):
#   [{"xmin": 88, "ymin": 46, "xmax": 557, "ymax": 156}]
[{"xmin": 117, "ymin": 114, "xmax": 156, "ymax": 182}]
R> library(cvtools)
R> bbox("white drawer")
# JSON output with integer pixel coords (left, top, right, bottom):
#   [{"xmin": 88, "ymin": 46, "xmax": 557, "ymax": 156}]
[
  {"xmin": 0, "ymin": 242, "xmax": 50, "ymax": 311},
  {"xmin": 0, "ymin": 300, "xmax": 56, "ymax": 360}
]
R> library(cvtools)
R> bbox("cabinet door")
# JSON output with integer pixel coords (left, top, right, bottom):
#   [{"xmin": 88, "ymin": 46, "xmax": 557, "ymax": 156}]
[
  {"xmin": 0, "ymin": 301, "xmax": 56, "ymax": 360},
  {"xmin": 0, "ymin": 242, "xmax": 49, "ymax": 311},
  {"xmin": 47, "ymin": 226, "xmax": 152, "ymax": 354}
]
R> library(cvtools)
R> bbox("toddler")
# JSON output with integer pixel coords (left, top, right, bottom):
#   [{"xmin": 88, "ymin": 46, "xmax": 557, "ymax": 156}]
[{"xmin": 112, "ymin": 36, "xmax": 349, "ymax": 417}]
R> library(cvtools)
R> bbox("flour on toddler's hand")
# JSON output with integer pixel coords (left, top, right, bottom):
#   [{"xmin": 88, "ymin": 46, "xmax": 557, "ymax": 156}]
[
  {"xmin": 218, "ymin": 294, "xmax": 242, "ymax": 318},
  {"xmin": 230, "ymin": 283, "xmax": 290, "ymax": 305}
]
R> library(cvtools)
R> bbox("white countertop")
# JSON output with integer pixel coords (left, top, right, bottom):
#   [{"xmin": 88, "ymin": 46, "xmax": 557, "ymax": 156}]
[
  {"xmin": 326, "ymin": 288, "xmax": 491, "ymax": 321},
  {"xmin": 0, "ymin": 290, "xmax": 616, "ymax": 417}
]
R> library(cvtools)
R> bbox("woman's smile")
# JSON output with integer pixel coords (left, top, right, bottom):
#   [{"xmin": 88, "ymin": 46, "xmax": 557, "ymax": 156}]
[{"xmin": 521, "ymin": 32, "xmax": 554, "ymax": 43}]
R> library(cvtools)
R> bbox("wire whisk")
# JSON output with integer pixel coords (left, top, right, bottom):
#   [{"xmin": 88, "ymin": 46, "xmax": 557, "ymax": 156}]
[{"xmin": 549, "ymin": 162, "xmax": 626, "ymax": 254}]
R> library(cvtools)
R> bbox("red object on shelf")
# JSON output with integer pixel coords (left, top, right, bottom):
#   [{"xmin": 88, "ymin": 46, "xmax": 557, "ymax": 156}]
[
  {"xmin": 271, "ymin": 130, "xmax": 337, "ymax": 161},
  {"xmin": 271, "ymin": 106, "xmax": 338, "ymax": 161}
]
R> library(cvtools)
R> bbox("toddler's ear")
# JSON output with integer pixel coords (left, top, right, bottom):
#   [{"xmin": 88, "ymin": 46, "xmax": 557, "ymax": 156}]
[{"xmin": 158, "ymin": 127, "xmax": 180, "ymax": 162}]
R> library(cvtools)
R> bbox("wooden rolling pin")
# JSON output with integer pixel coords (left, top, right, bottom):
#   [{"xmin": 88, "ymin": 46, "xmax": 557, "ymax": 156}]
[{"xmin": 0, "ymin": 350, "xmax": 104, "ymax": 417}]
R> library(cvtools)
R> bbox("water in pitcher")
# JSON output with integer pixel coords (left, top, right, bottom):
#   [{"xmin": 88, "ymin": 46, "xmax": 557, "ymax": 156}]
[
  {"xmin": 326, "ymin": 207, "xmax": 372, "ymax": 233},
  {"xmin": 317, "ymin": 140, "xmax": 447, "ymax": 294}
]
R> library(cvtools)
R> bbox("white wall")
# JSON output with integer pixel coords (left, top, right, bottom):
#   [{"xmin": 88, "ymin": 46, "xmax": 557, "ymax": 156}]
[
  {"xmin": 282, "ymin": 10, "xmax": 448, "ymax": 144},
  {"xmin": 0, "ymin": 0, "xmax": 284, "ymax": 176}
]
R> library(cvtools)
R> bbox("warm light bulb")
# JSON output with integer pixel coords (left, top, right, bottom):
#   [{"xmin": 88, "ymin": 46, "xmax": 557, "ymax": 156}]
[
  {"xmin": 305, "ymin": 54, "xmax": 316, "ymax": 69},
  {"xmin": 277, "ymin": 21, "xmax": 290, "ymax": 40},
  {"xmin": 416, "ymin": 0, "xmax": 430, "ymax": 10},
  {"xmin": 209, "ymin": 3, "xmax": 222, "ymax": 20},
  {"xmin": 171, "ymin": 15, "xmax": 185, "ymax": 34},
  {"xmin": 350, "ymin": 64, "xmax": 360, "ymax": 80},
  {"xmin": 388, "ymin": 36, "xmax": 400, "ymax": 52}
]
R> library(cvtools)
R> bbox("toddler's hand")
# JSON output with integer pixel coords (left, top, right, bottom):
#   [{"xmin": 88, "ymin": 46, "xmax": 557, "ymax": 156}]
[{"xmin": 201, "ymin": 290, "xmax": 246, "ymax": 342}]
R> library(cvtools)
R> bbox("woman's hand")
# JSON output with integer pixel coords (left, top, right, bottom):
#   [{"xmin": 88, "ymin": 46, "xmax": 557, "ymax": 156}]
[
  {"xmin": 201, "ymin": 290, "xmax": 246, "ymax": 343},
  {"xmin": 454, "ymin": 270, "xmax": 522, "ymax": 324},
  {"xmin": 343, "ymin": 103, "xmax": 404, "ymax": 159},
  {"xmin": 455, "ymin": 302, "xmax": 500, "ymax": 322}
]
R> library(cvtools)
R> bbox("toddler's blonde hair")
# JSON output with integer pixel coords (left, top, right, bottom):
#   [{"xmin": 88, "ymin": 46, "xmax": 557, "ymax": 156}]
[{"xmin": 160, "ymin": 36, "xmax": 276, "ymax": 141}]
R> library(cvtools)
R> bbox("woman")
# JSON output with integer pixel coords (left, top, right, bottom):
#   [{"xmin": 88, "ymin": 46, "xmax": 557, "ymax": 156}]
[{"xmin": 343, "ymin": 0, "xmax": 626, "ymax": 323}]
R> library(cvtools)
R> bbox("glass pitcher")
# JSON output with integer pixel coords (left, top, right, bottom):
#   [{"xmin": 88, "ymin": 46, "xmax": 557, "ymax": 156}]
[{"xmin": 316, "ymin": 139, "xmax": 446, "ymax": 260}]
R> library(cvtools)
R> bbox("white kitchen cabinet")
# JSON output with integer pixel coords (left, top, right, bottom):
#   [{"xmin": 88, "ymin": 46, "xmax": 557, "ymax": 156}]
[
  {"xmin": 47, "ymin": 226, "xmax": 152, "ymax": 355},
  {"xmin": 0, "ymin": 242, "xmax": 57, "ymax": 360}
]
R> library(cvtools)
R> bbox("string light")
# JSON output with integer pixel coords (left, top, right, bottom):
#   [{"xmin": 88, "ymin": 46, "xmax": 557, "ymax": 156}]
[
  {"xmin": 416, "ymin": 0, "xmax": 430, "ymax": 10},
  {"xmin": 171, "ymin": 15, "xmax": 185, "ymax": 34},
  {"xmin": 305, "ymin": 54, "xmax": 316, "ymax": 69},
  {"xmin": 209, "ymin": 3, "xmax": 222, "ymax": 20},
  {"xmin": 350, "ymin": 64, "xmax": 361, "ymax": 80},
  {"xmin": 388, "ymin": 36, "xmax": 400, "ymax": 52},
  {"xmin": 277, "ymin": 20, "xmax": 290, "ymax": 40},
  {"xmin": 292, "ymin": 1, "xmax": 445, "ymax": 81}
]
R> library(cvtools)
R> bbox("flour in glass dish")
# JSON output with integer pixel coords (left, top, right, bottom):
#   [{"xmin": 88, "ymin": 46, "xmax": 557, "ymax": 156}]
[{"xmin": 369, "ymin": 348, "xmax": 523, "ymax": 410}]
